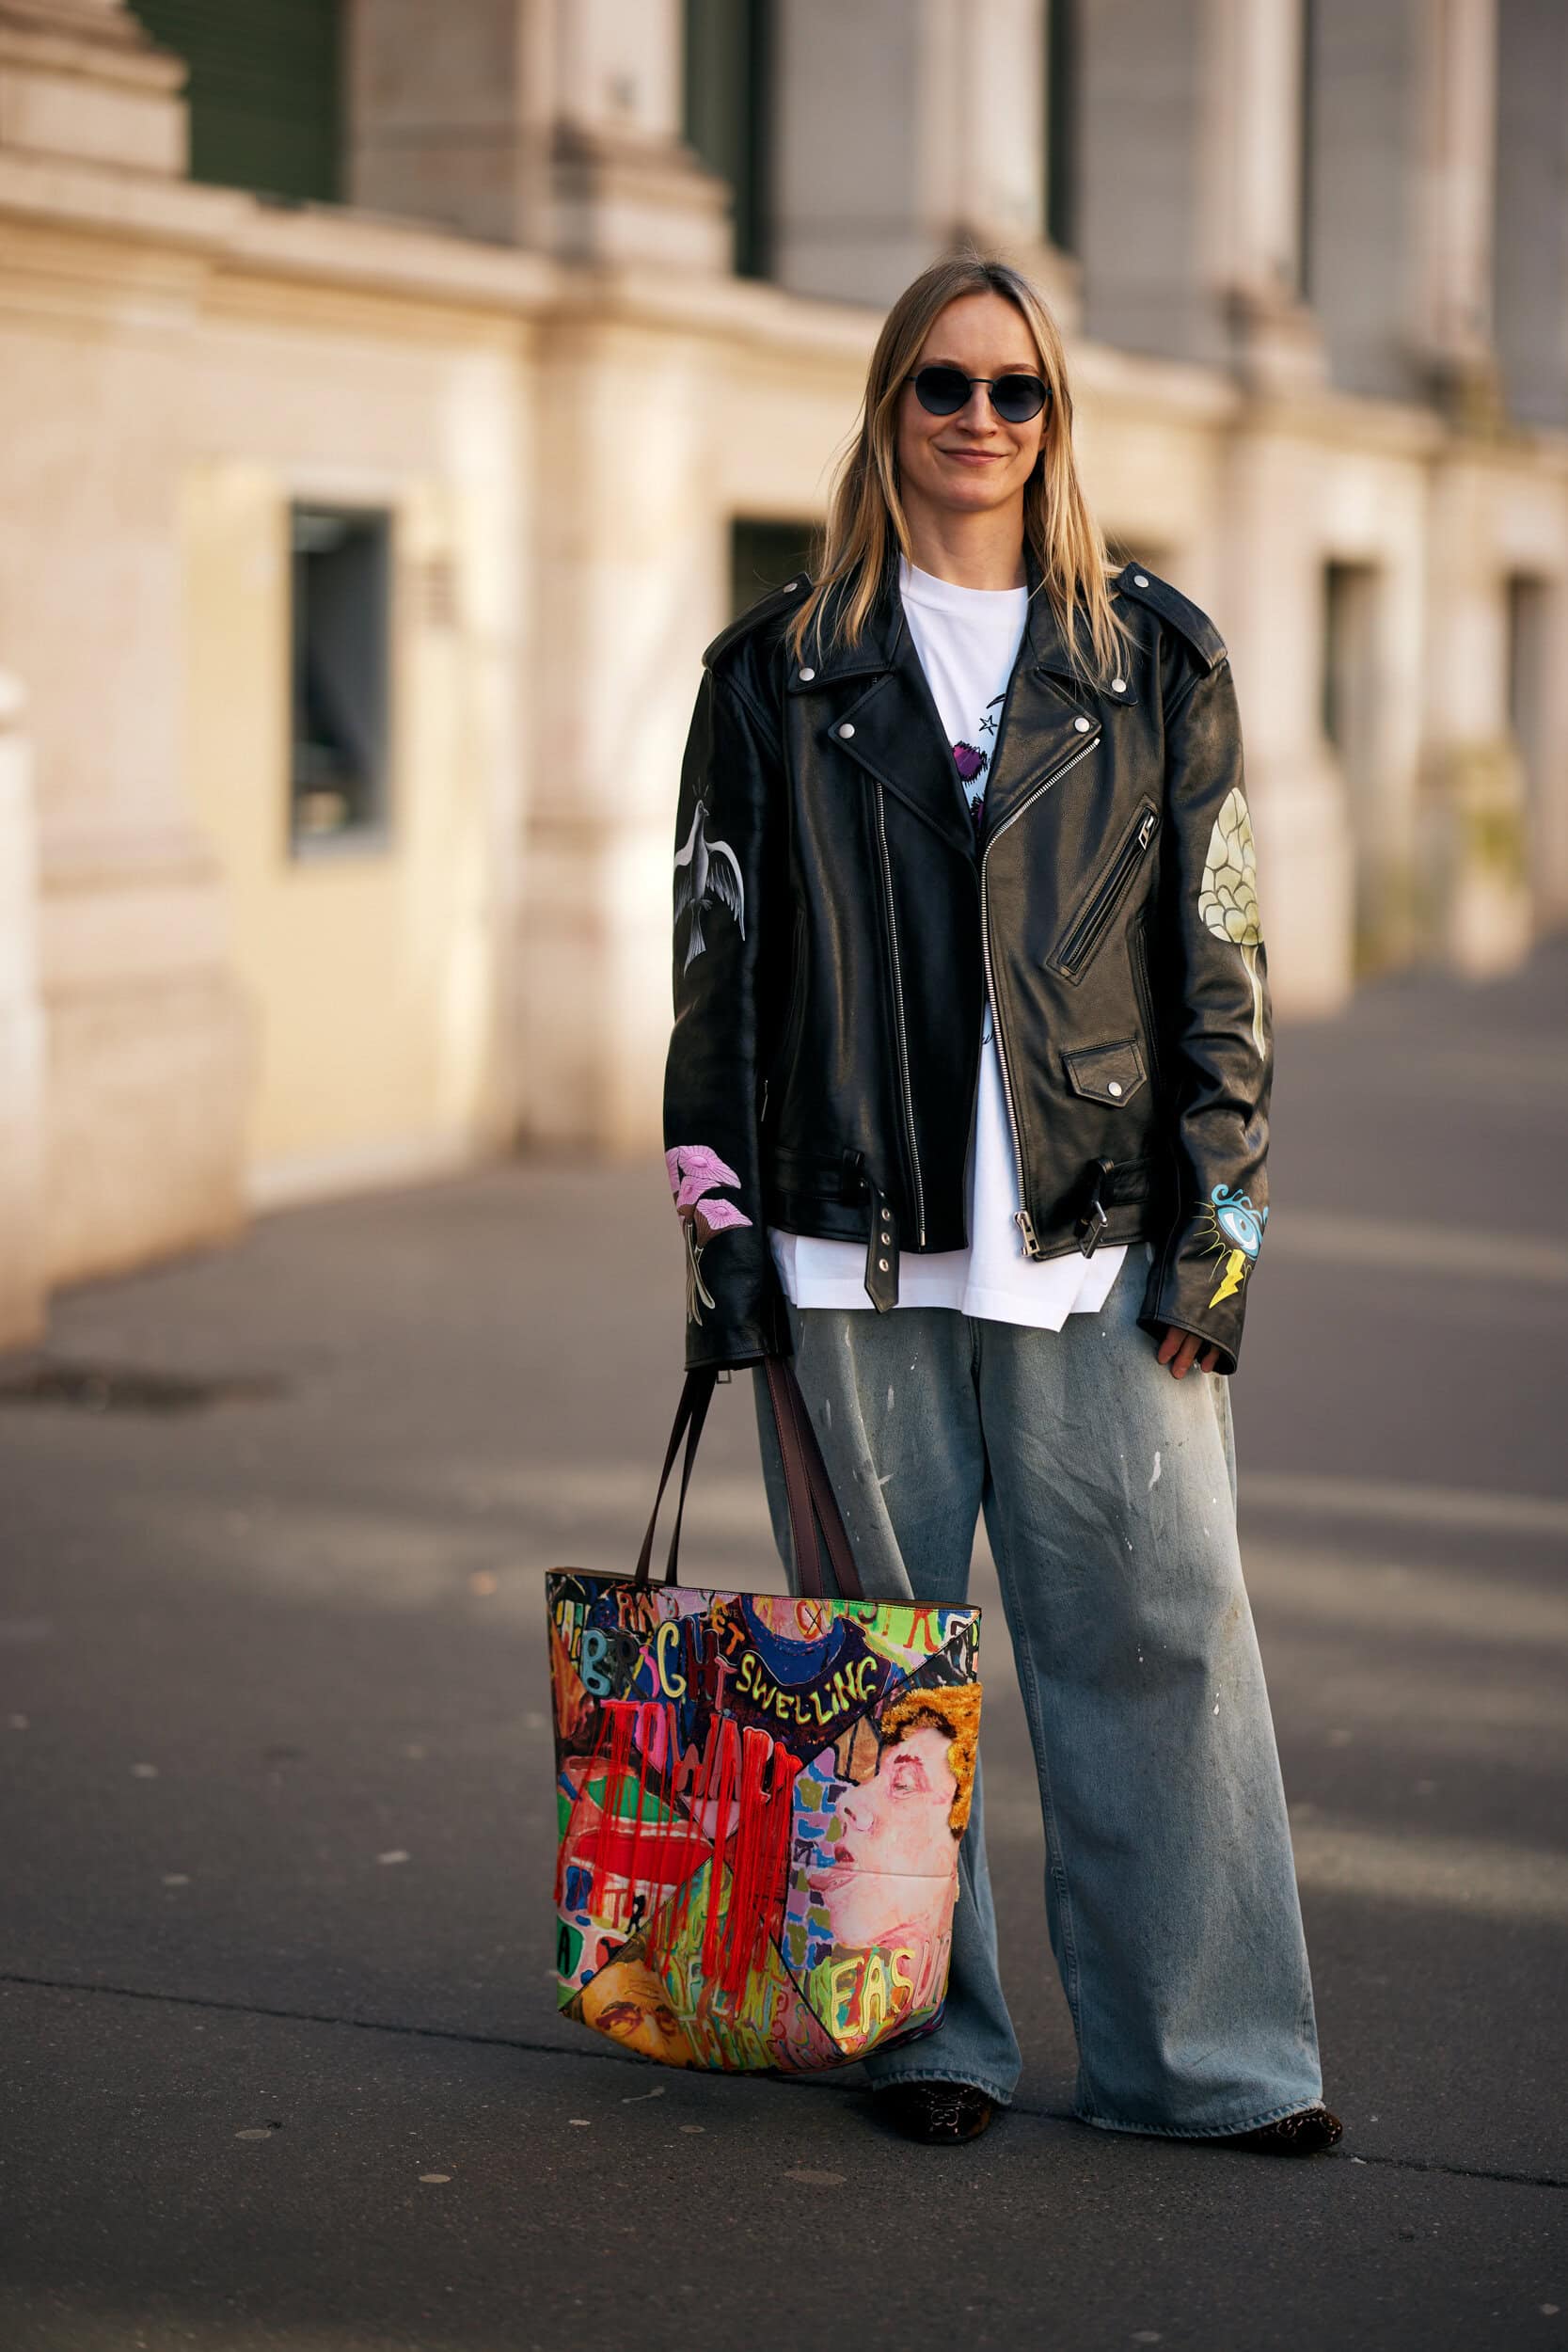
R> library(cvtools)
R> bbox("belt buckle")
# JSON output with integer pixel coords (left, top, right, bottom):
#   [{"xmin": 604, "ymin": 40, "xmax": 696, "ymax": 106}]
[{"xmin": 1075, "ymin": 1157, "xmax": 1117, "ymax": 1257}]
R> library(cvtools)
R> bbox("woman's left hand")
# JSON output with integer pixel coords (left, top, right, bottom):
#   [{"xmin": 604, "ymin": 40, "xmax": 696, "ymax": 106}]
[{"xmin": 1157, "ymin": 1326, "xmax": 1220, "ymax": 1379}]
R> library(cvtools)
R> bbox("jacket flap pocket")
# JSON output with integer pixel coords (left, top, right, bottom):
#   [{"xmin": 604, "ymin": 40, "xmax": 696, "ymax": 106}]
[{"xmin": 1063, "ymin": 1039, "xmax": 1147, "ymax": 1106}]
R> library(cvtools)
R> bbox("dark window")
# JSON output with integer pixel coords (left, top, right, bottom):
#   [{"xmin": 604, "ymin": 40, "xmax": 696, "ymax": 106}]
[
  {"xmin": 684, "ymin": 0, "xmax": 773, "ymax": 278},
  {"xmin": 1322, "ymin": 559, "xmax": 1390, "ymax": 970},
  {"xmin": 290, "ymin": 505, "xmax": 391, "ymax": 855},
  {"xmin": 132, "ymin": 0, "xmax": 342, "ymax": 203},
  {"xmin": 1043, "ymin": 0, "xmax": 1079, "ymax": 254},
  {"xmin": 730, "ymin": 519, "xmax": 816, "ymax": 621},
  {"xmin": 1321, "ymin": 559, "xmax": 1377, "ymax": 755},
  {"xmin": 1506, "ymin": 574, "xmax": 1547, "ymax": 743},
  {"xmin": 1506, "ymin": 572, "xmax": 1550, "ymax": 879}
]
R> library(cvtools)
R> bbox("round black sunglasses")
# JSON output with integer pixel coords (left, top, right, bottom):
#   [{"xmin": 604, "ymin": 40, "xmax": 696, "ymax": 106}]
[{"xmin": 907, "ymin": 365, "xmax": 1052, "ymax": 424}]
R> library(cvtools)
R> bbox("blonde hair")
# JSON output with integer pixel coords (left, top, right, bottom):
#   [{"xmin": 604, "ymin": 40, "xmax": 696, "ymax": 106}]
[
  {"xmin": 787, "ymin": 249, "xmax": 1131, "ymax": 688},
  {"xmin": 879, "ymin": 1684, "xmax": 982, "ymax": 1837}
]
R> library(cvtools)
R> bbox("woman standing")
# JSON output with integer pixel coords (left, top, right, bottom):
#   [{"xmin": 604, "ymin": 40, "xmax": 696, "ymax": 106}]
[{"xmin": 662, "ymin": 253, "xmax": 1338, "ymax": 2154}]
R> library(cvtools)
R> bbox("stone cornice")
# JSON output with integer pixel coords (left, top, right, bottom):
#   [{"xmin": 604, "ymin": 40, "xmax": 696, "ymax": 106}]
[
  {"xmin": 0, "ymin": 3, "xmax": 184, "ymax": 88},
  {"xmin": 1, "ymin": 149, "xmax": 1564, "ymax": 472}
]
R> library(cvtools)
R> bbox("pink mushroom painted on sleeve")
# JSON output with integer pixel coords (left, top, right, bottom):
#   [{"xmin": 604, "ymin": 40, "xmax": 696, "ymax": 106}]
[{"xmin": 666, "ymin": 1145, "xmax": 754, "ymax": 1323}]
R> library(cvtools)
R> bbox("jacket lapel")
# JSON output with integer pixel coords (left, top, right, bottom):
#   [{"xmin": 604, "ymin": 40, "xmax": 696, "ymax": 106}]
[
  {"xmin": 977, "ymin": 562, "xmax": 1103, "ymax": 844},
  {"xmin": 822, "ymin": 620, "xmax": 978, "ymax": 859},
  {"xmin": 793, "ymin": 551, "xmax": 1110, "ymax": 859}
]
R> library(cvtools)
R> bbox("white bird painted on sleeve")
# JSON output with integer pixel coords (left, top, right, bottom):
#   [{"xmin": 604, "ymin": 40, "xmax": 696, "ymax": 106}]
[{"xmin": 673, "ymin": 799, "xmax": 746, "ymax": 970}]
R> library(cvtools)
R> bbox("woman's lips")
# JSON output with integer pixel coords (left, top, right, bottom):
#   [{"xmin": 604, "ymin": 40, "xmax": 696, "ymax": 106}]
[{"xmin": 938, "ymin": 448, "xmax": 1006, "ymax": 464}]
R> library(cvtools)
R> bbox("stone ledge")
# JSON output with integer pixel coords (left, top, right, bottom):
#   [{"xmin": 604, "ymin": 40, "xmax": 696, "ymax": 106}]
[
  {"xmin": 0, "ymin": 19, "xmax": 185, "ymax": 92},
  {"xmin": 0, "ymin": 2, "xmax": 186, "ymax": 178}
]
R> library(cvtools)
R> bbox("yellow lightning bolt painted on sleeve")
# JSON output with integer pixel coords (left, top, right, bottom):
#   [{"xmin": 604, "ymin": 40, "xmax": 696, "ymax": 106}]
[{"xmin": 1208, "ymin": 1248, "xmax": 1247, "ymax": 1309}]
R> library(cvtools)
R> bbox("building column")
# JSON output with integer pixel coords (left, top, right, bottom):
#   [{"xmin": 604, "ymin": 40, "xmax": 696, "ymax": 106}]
[
  {"xmin": 1071, "ymin": 0, "xmax": 1325, "ymax": 382},
  {"xmin": 1418, "ymin": 461, "xmax": 1534, "ymax": 977},
  {"xmin": 1302, "ymin": 0, "xmax": 1504, "ymax": 415},
  {"xmin": 0, "ymin": 0, "xmax": 251, "ymax": 1288},
  {"xmin": 518, "ymin": 317, "xmax": 732, "ymax": 1154},
  {"xmin": 0, "ymin": 674, "xmax": 46, "ymax": 1347},
  {"xmin": 770, "ymin": 0, "xmax": 1075, "ymax": 314},
  {"xmin": 0, "ymin": 0, "xmax": 186, "ymax": 174},
  {"xmin": 1197, "ymin": 0, "xmax": 1326, "ymax": 393},
  {"xmin": 1410, "ymin": 0, "xmax": 1504, "ymax": 425},
  {"xmin": 1225, "ymin": 434, "xmax": 1357, "ymax": 1017},
  {"xmin": 348, "ymin": 0, "xmax": 729, "ymax": 270},
  {"xmin": 1493, "ymin": 0, "xmax": 1568, "ymax": 428}
]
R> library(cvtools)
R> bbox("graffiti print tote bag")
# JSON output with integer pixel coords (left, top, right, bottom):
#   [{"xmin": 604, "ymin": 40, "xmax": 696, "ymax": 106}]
[{"xmin": 547, "ymin": 1359, "xmax": 983, "ymax": 2074}]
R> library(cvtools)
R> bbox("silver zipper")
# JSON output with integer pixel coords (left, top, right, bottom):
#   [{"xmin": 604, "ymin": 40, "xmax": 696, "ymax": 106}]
[
  {"xmin": 1053, "ymin": 799, "xmax": 1159, "ymax": 977},
  {"xmin": 874, "ymin": 784, "xmax": 927, "ymax": 1245},
  {"xmin": 979, "ymin": 733, "xmax": 1101, "ymax": 1257}
]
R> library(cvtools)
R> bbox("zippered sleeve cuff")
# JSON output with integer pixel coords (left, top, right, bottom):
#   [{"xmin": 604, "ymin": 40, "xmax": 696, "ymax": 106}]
[{"xmin": 1137, "ymin": 1241, "xmax": 1246, "ymax": 1375}]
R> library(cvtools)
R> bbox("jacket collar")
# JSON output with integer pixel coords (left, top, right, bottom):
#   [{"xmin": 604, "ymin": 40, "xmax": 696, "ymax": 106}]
[
  {"xmin": 785, "ymin": 542, "xmax": 1129, "ymax": 692},
  {"xmin": 790, "ymin": 545, "xmax": 1125, "ymax": 856}
]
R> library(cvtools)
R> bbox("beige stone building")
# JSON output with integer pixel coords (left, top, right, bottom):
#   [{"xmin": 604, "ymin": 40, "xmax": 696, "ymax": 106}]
[{"xmin": 1, "ymin": 0, "xmax": 1565, "ymax": 1343}]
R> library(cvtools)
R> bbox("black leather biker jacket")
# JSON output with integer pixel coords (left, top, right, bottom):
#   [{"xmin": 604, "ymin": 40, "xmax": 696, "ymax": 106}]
[{"xmin": 662, "ymin": 551, "xmax": 1273, "ymax": 1376}]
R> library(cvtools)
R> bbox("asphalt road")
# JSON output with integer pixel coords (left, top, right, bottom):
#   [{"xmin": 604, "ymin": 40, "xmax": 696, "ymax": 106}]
[{"xmin": 2, "ymin": 937, "xmax": 1565, "ymax": 2352}]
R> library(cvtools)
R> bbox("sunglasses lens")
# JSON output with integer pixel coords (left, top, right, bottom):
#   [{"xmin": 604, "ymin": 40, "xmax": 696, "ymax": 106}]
[
  {"xmin": 990, "ymin": 374, "xmax": 1048, "ymax": 422},
  {"xmin": 913, "ymin": 366, "xmax": 971, "ymax": 416}
]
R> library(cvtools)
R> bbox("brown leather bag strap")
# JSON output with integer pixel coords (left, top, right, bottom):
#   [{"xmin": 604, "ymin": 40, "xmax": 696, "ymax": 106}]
[
  {"xmin": 762, "ymin": 1356, "xmax": 863, "ymax": 1599},
  {"xmin": 632, "ymin": 1360, "xmax": 863, "ymax": 1600},
  {"xmin": 633, "ymin": 1367, "xmax": 717, "ymax": 1589}
]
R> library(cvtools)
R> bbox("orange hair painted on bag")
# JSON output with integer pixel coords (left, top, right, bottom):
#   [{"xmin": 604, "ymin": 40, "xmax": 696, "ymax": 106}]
[{"xmin": 879, "ymin": 1683, "xmax": 982, "ymax": 1837}]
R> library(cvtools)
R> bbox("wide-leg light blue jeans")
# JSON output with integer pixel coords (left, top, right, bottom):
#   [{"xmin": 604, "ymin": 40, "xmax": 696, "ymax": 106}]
[{"xmin": 751, "ymin": 1248, "xmax": 1323, "ymax": 2135}]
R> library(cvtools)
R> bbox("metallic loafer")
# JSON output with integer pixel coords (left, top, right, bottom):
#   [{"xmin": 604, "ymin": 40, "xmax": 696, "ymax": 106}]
[
  {"xmin": 875, "ymin": 2081, "xmax": 999, "ymax": 2144},
  {"xmin": 1222, "ymin": 2106, "xmax": 1344, "ymax": 2155}
]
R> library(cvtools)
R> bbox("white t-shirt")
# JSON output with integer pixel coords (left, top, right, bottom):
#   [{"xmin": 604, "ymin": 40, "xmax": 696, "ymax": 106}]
[{"xmin": 767, "ymin": 555, "xmax": 1130, "ymax": 1327}]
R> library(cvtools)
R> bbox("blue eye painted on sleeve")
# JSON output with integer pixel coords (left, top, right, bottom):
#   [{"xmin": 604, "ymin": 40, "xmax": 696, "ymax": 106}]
[{"xmin": 1211, "ymin": 1184, "xmax": 1267, "ymax": 1261}]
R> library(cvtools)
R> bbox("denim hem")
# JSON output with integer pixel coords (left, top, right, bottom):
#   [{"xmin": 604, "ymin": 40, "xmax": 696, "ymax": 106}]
[
  {"xmin": 870, "ymin": 2068, "xmax": 1015, "ymax": 2108},
  {"xmin": 1072, "ymin": 2096, "xmax": 1325, "ymax": 2140}
]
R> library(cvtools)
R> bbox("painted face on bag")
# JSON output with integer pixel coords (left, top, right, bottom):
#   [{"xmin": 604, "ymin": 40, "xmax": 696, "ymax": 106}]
[
  {"xmin": 812, "ymin": 1724, "xmax": 960, "ymax": 1950},
  {"xmin": 581, "ymin": 1960, "xmax": 698, "ymax": 2068}
]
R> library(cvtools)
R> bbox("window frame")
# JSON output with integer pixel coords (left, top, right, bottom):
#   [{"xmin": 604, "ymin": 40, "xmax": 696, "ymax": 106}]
[{"xmin": 286, "ymin": 499, "xmax": 396, "ymax": 865}]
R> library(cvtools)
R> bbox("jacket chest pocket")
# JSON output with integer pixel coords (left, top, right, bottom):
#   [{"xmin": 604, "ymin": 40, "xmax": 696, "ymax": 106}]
[
  {"xmin": 1062, "ymin": 1037, "xmax": 1148, "ymax": 1106},
  {"xmin": 1049, "ymin": 798, "xmax": 1160, "ymax": 981}
]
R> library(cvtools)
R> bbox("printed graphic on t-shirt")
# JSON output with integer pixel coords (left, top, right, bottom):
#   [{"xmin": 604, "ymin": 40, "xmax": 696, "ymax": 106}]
[
  {"xmin": 954, "ymin": 695, "xmax": 1006, "ymax": 1037},
  {"xmin": 954, "ymin": 739, "xmax": 987, "ymax": 794},
  {"xmin": 951, "ymin": 694, "xmax": 1006, "ymax": 840}
]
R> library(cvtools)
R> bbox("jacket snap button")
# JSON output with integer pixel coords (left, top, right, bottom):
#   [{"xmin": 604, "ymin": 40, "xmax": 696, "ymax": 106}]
[
  {"xmin": 799, "ymin": 666, "xmax": 816, "ymax": 681},
  {"xmin": 1112, "ymin": 676, "xmax": 1127, "ymax": 692},
  {"xmin": 1132, "ymin": 573, "xmax": 1148, "ymax": 587},
  {"xmin": 1108, "ymin": 1079, "xmax": 1123, "ymax": 1097},
  {"xmin": 784, "ymin": 580, "xmax": 799, "ymax": 592},
  {"xmin": 839, "ymin": 723, "xmax": 855, "ymax": 739},
  {"xmin": 1073, "ymin": 715, "xmax": 1090, "ymax": 733},
  {"xmin": 878, "ymin": 1257, "xmax": 890, "ymax": 1272}
]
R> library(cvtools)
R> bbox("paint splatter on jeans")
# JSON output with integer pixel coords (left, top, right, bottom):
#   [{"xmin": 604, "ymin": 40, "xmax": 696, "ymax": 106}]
[{"xmin": 752, "ymin": 1248, "xmax": 1322, "ymax": 2131}]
